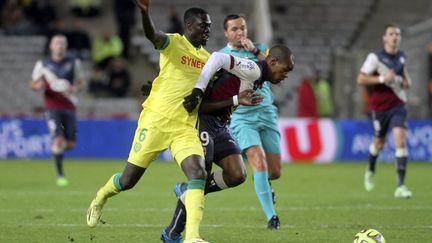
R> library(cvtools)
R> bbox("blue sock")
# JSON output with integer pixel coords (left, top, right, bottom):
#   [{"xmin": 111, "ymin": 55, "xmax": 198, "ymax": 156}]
[{"xmin": 253, "ymin": 171, "xmax": 276, "ymax": 220}]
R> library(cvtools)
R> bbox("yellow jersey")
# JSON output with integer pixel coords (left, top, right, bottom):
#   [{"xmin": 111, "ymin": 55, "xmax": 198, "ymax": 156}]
[{"xmin": 143, "ymin": 33, "xmax": 210, "ymax": 127}]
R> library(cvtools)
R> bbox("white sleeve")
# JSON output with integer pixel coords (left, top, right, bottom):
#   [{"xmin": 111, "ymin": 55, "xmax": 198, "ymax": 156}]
[
  {"xmin": 360, "ymin": 53, "xmax": 378, "ymax": 75},
  {"xmin": 194, "ymin": 52, "xmax": 232, "ymax": 91},
  {"xmin": 31, "ymin": 60, "xmax": 44, "ymax": 81},
  {"xmin": 229, "ymin": 55, "xmax": 261, "ymax": 91}
]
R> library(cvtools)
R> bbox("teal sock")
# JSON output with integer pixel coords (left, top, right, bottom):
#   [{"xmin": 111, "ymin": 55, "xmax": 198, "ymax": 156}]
[
  {"xmin": 113, "ymin": 173, "xmax": 122, "ymax": 191},
  {"xmin": 187, "ymin": 179, "xmax": 206, "ymax": 190},
  {"xmin": 253, "ymin": 171, "xmax": 276, "ymax": 220}
]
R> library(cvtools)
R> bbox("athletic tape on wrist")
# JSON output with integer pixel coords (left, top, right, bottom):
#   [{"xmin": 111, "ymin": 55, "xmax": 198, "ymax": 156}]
[{"xmin": 233, "ymin": 95, "xmax": 239, "ymax": 106}]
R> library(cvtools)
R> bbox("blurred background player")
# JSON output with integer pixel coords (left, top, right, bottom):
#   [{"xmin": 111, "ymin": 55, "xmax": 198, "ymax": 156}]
[
  {"xmin": 29, "ymin": 34, "xmax": 85, "ymax": 186},
  {"xmin": 86, "ymin": 1, "xmax": 212, "ymax": 242},
  {"xmin": 161, "ymin": 46, "xmax": 295, "ymax": 242},
  {"xmin": 220, "ymin": 14, "xmax": 282, "ymax": 229},
  {"xmin": 357, "ymin": 24, "xmax": 413, "ymax": 198}
]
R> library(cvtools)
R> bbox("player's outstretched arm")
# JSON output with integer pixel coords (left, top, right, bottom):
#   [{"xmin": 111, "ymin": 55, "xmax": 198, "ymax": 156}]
[
  {"xmin": 135, "ymin": 0, "xmax": 167, "ymax": 49},
  {"xmin": 199, "ymin": 89, "xmax": 262, "ymax": 114},
  {"xmin": 194, "ymin": 52, "xmax": 232, "ymax": 91},
  {"xmin": 183, "ymin": 53, "xmax": 232, "ymax": 113},
  {"xmin": 238, "ymin": 89, "xmax": 263, "ymax": 106}
]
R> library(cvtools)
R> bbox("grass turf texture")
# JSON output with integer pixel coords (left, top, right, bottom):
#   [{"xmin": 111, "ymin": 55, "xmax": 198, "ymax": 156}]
[{"xmin": 0, "ymin": 160, "xmax": 431, "ymax": 242}]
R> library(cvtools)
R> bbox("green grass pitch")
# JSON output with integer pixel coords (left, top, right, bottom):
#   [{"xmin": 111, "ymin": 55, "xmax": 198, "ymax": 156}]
[{"xmin": 0, "ymin": 160, "xmax": 431, "ymax": 242}]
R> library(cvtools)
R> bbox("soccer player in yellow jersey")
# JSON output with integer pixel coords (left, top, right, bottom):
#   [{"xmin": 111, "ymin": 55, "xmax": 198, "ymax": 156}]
[{"xmin": 86, "ymin": 1, "xmax": 211, "ymax": 242}]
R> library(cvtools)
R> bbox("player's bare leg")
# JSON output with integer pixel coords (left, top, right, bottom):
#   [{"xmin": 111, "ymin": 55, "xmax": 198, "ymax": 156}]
[
  {"xmin": 87, "ymin": 162, "xmax": 145, "ymax": 227},
  {"xmin": 206, "ymin": 154, "xmax": 246, "ymax": 193}
]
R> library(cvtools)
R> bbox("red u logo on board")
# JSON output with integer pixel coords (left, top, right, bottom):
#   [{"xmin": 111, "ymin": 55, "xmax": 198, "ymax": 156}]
[{"xmin": 285, "ymin": 121, "xmax": 322, "ymax": 161}]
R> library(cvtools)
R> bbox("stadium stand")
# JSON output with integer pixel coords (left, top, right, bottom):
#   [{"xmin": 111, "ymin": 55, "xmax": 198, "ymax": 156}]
[
  {"xmin": 0, "ymin": 36, "xmax": 46, "ymax": 115},
  {"xmin": 269, "ymin": 0, "xmax": 376, "ymax": 116},
  {"xmin": 0, "ymin": 35, "xmax": 140, "ymax": 118},
  {"xmin": 1, "ymin": 0, "xmax": 432, "ymax": 118},
  {"xmin": 334, "ymin": 0, "xmax": 432, "ymax": 119}
]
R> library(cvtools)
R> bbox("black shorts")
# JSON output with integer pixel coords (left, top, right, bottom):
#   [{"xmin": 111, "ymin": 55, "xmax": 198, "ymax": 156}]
[
  {"xmin": 371, "ymin": 105, "xmax": 408, "ymax": 138},
  {"xmin": 46, "ymin": 109, "xmax": 77, "ymax": 141},
  {"xmin": 198, "ymin": 115, "xmax": 241, "ymax": 168}
]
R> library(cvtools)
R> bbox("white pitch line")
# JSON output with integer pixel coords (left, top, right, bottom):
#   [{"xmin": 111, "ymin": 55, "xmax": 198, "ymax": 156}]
[
  {"xmin": 1, "ymin": 205, "xmax": 431, "ymax": 213},
  {"xmin": 7, "ymin": 223, "xmax": 432, "ymax": 230}
]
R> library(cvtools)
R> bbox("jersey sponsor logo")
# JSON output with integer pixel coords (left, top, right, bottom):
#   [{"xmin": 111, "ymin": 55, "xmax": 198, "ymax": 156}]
[
  {"xmin": 133, "ymin": 142, "xmax": 142, "ymax": 153},
  {"xmin": 235, "ymin": 60, "xmax": 255, "ymax": 70},
  {"xmin": 181, "ymin": 56, "xmax": 205, "ymax": 69}
]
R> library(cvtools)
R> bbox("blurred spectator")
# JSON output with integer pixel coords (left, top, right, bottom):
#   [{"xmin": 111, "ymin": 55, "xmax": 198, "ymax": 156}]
[
  {"xmin": 1, "ymin": 0, "xmax": 33, "ymax": 35},
  {"xmin": 106, "ymin": 58, "xmax": 131, "ymax": 97},
  {"xmin": 167, "ymin": 7, "xmax": 183, "ymax": 34},
  {"xmin": 88, "ymin": 66, "xmax": 107, "ymax": 97},
  {"xmin": 114, "ymin": 0, "xmax": 135, "ymax": 59},
  {"xmin": 43, "ymin": 18, "xmax": 91, "ymax": 60},
  {"xmin": 297, "ymin": 77, "xmax": 318, "ymax": 118},
  {"xmin": 87, "ymin": 58, "xmax": 131, "ymax": 98},
  {"xmin": 312, "ymin": 70, "xmax": 334, "ymax": 117},
  {"xmin": 70, "ymin": 0, "xmax": 101, "ymax": 18},
  {"xmin": 44, "ymin": 19, "xmax": 69, "ymax": 55},
  {"xmin": 68, "ymin": 19, "xmax": 92, "ymax": 60},
  {"xmin": 91, "ymin": 31, "xmax": 123, "ymax": 69},
  {"xmin": 23, "ymin": 0, "xmax": 57, "ymax": 35}
]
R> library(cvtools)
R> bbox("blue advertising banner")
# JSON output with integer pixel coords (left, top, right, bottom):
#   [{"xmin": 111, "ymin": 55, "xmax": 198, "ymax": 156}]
[
  {"xmin": 338, "ymin": 120, "xmax": 432, "ymax": 162},
  {"xmin": 1, "ymin": 118, "xmax": 431, "ymax": 161},
  {"xmin": 0, "ymin": 118, "xmax": 137, "ymax": 159}
]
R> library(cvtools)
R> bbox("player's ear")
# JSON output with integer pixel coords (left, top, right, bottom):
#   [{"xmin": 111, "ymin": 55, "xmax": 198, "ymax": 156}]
[
  {"xmin": 269, "ymin": 55, "xmax": 278, "ymax": 66},
  {"xmin": 185, "ymin": 20, "xmax": 194, "ymax": 32}
]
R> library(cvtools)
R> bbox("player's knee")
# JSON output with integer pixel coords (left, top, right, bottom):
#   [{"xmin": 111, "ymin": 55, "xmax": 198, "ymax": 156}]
[
  {"xmin": 194, "ymin": 168, "xmax": 207, "ymax": 180},
  {"xmin": 370, "ymin": 142, "xmax": 383, "ymax": 155},
  {"xmin": 226, "ymin": 169, "xmax": 246, "ymax": 187},
  {"xmin": 251, "ymin": 158, "xmax": 268, "ymax": 171},
  {"xmin": 376, "ymin": 143, "xmax": 384, "ymax": 151},
  {"xmin": 51, "ymin": 143, "xmax": 64, "ymax": 155},
  {"xmin": 269, "ymin": 170, "xmax": 281, "ymax": 180},
  {"xmin": 253, "ymin": 162, "xmax": 268, "ymax": 171},
  {"xmin": 182, "ymin": 156, "xmax": 207, "ymax": 180},
  {"xmin": 66, "ymin": 141, "xmax": 76, "ymax": 150},
  {"xmin": 185, "ymin": 166, "xmax": 207, "ymax": 180}
]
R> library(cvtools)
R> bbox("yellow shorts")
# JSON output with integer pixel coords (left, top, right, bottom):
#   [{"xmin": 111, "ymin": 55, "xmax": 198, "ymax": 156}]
[{"xmin": 127, "ymin": 109, "xmax": 204, "ymax": 168}]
